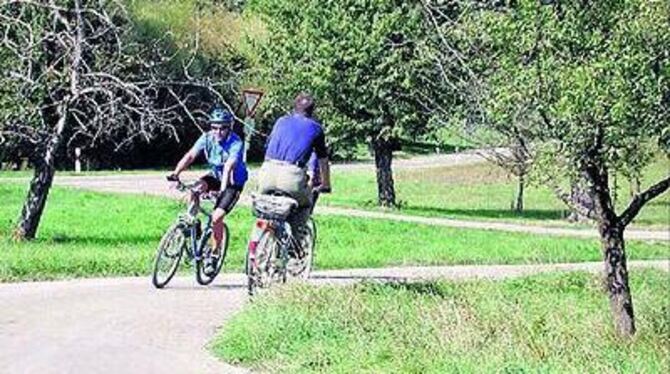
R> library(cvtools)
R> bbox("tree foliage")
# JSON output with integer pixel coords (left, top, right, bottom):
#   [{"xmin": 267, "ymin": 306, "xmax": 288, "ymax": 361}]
[
  {"xmin": 246, "ymin": 0, "xmax": 440, "ymax": 205},
  {"xmin": 426, "ymin": 0, "xmax": 670, "ymax": 337}
]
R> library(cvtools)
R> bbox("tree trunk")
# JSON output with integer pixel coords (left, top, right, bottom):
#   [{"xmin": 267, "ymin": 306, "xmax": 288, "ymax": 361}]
[
  {"xmin": 13, "ymin": 109, "xmax": 67, "ymax": 240},
  {"xmin": 566, "ymin": 182, "xmax": 595, "ymax": 222},
  {"xmin": 585, "ymin": 152, "xmax": 636, "ymax": 337},
  {"xmin": 372, "ymin": 140, "xmax": 396, "ymax": 207},
  {"xmin": 599, "ymin": 223, "xmax": 636, "ymax": 337},
  {"xmin": 514, "ymin": 173, "xmax": 524, "ymax": 212}
]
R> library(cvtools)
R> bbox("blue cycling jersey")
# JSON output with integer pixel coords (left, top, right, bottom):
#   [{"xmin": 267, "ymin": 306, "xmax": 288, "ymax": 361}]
[{"xmin": 191, "ymin": 131, "xmax": 248, "ymax": 187}]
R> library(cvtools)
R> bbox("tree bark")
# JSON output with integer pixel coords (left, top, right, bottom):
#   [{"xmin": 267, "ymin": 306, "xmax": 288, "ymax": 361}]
[
  {"xmin": 566, "ymin": 181, "xmax": 595, "ymax": 222},
  {"xmin": 14, "ymin": 108, "xmax": 67, "ymax": 240},
  {"xmin": 585, "ymin": 155, "xmax": 636, "ymax": 337},
  {"xmin": 372, "ymin": 139, "xmax": 396, "ymax": 207},
  {"xmin": 599, "ymin": 222, "xmax": 636, "ymax": 336},
  {"xmin": 515, "ymin": 173, "xmax": 524, "ymax": 212}
]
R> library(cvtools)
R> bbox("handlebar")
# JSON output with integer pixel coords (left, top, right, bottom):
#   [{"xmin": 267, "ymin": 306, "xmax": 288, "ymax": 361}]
[{"xmin": 167, "ymin": 175, "xmax": 219, "ymax": 201}]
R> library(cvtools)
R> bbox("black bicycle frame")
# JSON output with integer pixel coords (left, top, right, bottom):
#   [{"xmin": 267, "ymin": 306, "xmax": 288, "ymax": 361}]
[{"xmin": 187, "ymin": 199, "xmax": 213, "ymax": 262}]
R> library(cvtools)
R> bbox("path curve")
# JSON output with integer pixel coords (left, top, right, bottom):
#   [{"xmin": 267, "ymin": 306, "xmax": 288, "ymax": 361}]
[
  {"xmin": 2, "ymin": 150, "xmax": 665, "ymax": 241},
  {"xmin": 1, "ymin": 260, "xmax": 667, "ymax": 373},
  {"xmin": 38, "ymin": 173, "xmax": 670, "ymax": 242}
]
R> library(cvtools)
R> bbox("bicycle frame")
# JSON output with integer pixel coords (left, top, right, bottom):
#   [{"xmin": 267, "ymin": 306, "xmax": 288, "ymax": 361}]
[{"xmin": 185, "ymin": 192, "xmax": 216, "ymax": 261}]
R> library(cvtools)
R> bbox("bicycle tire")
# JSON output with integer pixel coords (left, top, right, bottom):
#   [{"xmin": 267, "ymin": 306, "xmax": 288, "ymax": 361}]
[
  {"xmin": 195, "ymin": 223, "xmax": 230, "ymax": 286},
  {"xmin": 152, "ymin": 222, "xmax": 186, "ymax": 289},
  {"xmin": 245, "ymin": 244, "xmax": 256, "ymax": 296},
  {"xmin": 249, "ymin": 229, "xmax": 284, "ymax": 294},
  {"xmin": 288, "ymin": 219, "xmax": 316, "ymax": 279}
]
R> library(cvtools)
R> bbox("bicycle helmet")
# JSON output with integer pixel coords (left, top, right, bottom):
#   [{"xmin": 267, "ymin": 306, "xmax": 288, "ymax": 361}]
[{"xmin": 209, "ymin": 107, "xmax": 233, "ymax": 124}]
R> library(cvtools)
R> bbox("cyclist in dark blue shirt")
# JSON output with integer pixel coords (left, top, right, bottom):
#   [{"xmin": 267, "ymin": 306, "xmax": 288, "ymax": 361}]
[
  {"xmin": 257, "ymin": 93, "xmax": 331, "ymax": 255},
  {"xmin": 259, "ymin": 93, "xmax": 331, "ymax": 204}
]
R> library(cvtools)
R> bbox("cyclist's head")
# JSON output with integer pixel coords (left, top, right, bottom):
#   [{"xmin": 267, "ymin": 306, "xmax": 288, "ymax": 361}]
[
  {"xmin": 208, "ymin": 107, "xmax": 233, "ymax": 128},
  {"xmin": 294, "ymin": 93, "xmax": 315, "ymax": 117}
]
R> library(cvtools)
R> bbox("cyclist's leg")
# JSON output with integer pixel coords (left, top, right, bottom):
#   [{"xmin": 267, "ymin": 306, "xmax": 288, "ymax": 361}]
[
  {"xmin": 288, "ymin": 182, "xmax": 313, "ymax": 256},
  {"xmin": 211, "ymin": 186, "xmax": 241, "ymax": 256},
  {"xmin": 189, "ymin": 174, "xmax": 216, "ymax": 217}
]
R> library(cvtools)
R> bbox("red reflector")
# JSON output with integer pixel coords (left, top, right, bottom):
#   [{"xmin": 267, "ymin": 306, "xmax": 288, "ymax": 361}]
[{"xmin": 248, "ymin": 241, "xmax": 258, "ymax": 256}]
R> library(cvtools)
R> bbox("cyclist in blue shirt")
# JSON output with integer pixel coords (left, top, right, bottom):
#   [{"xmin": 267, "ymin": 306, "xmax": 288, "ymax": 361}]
[
  {"xmin": 168, "ymin": 107, "xmax": 247, "ymax": 274},
  {"xmin": 257, "ymin": 93, "xmax": 331, "ymax": 253}
]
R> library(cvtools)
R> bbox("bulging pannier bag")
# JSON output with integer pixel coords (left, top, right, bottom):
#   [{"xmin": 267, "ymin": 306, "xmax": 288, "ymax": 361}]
[{"xmin": 251, "ymin": 194, "xmax": 298, "ymax": 220}]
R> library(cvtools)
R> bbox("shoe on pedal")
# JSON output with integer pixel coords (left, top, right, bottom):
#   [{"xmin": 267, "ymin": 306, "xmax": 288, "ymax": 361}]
[{"xmin": 204, "ymin": 254, "xmax": 219, "ymax": 276}]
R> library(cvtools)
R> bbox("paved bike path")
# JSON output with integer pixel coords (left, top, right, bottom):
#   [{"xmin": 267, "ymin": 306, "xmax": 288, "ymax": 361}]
[{"xmin": 0, "ymin": 260, "xmax": 667, "ymax": 374}]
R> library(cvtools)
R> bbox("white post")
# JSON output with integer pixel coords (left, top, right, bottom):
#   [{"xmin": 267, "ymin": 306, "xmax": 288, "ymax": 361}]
[
  {"xmin": 74, "ymin": 147, "xmax": 81, "ymax": 173},
  {"xmin": 243, "ymin": 117, "xmax": 255, "ymax": 163}
]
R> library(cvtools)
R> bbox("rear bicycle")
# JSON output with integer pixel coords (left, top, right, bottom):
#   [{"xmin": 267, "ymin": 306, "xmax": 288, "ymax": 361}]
[
  {"xmin": 287, "ymin": 217, "xmax": 316, "ymax": 279},
  {"xmin": 247, "ymin": 194, "xmax": 297, "ymax": 295}
]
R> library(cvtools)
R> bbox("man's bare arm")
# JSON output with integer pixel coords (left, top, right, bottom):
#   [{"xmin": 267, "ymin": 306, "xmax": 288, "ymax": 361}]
[
  {"xmin": 221, "ymin": 159, "xmax": 236, "ymax": 190},
  {"xmin": 172, "ymin": 149, "xmax": 198, "ymax": 177},
  {"xmin": 318, "ymin": 157, "xmax": 331, "ymax": 191}
]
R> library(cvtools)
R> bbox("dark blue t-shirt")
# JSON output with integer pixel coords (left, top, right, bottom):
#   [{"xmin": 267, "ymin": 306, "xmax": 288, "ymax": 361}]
[{"xmin": 265, "ymin": 113, "xmax": 327, "ymax": 166}]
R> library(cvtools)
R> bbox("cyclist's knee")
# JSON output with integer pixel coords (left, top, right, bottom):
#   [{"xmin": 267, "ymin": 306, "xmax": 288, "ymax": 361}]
[{"xmin": 212, "ymin": 208, "xmax": 226, "ymax": 223}]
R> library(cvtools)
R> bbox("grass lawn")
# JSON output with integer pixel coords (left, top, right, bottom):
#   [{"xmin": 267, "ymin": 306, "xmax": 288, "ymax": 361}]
[
  {"xmin": 319, "ymin": 157, "xmax": 670, "ymax": 229},
  {"xmin": 0, "ymin": 183, "xmax": 667, "ymax": 282},
  {"xmin": 213, "ymin": 270, "xmax": 670, "ymax": 373}
]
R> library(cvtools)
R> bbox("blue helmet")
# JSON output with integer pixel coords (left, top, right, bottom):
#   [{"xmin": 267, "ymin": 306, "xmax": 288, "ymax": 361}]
[{"xmin": 209, "ymin": 107, "xmax": 233, "ymax": 124}]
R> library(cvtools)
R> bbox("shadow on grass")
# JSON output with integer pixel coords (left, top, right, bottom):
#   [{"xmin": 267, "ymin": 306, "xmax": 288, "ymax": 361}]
[
  {"xmin": 324, "ymin": 279, "xmax": 453, "ymax": 298},
  {"xmin": 37, "ymin": 233, "xmax": 160, "ymax": 246},
  {"xmin": 398, "ymin": 205, "xmax": 568, "ymax": 221}
]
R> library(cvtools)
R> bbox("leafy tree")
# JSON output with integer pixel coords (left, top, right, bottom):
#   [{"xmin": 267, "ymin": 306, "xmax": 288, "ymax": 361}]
[
  {"xmin": 246, "ymin": 0, "xmax": 439, "ymax": 206},
  {"xmin": 426, "ymin": 0, "xmax": 669, "ymax": 336}
]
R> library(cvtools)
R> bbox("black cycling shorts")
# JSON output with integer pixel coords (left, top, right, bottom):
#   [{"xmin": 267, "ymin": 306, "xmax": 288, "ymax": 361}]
[{"xmin": 199, "ymin": 174, "xmax": 243, "ymax": 213}]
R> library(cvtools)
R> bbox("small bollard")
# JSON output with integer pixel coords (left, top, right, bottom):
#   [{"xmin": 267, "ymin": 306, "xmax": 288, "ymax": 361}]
[{"xmin": 75, "ymin": 147, "xmax": 81, "ymax": 173}]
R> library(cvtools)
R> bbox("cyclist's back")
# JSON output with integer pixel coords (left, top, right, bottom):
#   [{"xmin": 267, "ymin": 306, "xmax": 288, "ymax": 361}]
[{"xmin": 258, "ymin": 94, "xmax": 329, "ymax": 207}]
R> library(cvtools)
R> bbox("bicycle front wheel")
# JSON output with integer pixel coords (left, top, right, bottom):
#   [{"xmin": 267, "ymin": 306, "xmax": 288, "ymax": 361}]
[
  {"xmin": 288, "ymin": 219, "xmax": 316, "ymax": 279},
  {"xmin": 152, "ymin": 222, "xmax": 186, "ymax": 289},
  {"xmin": 196, "ymin": 223, "xmax": 230, "ymax": 286}
]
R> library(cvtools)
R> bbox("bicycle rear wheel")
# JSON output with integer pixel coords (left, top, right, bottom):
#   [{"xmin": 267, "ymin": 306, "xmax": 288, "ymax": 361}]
[
  {"xmin": 152, "ymin": 222, "xmax": 186, "ymax": 288},
  {"xmin": 196, "ymin": 223, "xmax": 229, "ymax": 285},
  {"xmin": 248, "ymin": 229, "xmax": 284, "ymax": 295}
]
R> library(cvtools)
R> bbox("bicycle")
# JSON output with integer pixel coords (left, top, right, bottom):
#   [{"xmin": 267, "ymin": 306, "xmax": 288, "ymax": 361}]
[
  {"xmin": 246, "ymin": 192, "xmax": 317, "ymax": 295},
  {"xmin": 152, "ymin": 179, "xmax": 229, "ymax": 288}
]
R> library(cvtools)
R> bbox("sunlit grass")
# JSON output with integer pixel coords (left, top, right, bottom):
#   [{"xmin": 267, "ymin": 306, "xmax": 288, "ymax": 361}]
[
  {"xmin": 1, "ymin": 183, "xmax": 666, "ymax": 282},
  {"xmin": 213, "ymin": 270, "xmax": 670, "ymax": 373},
  {"xmin": 319, "ymin": 158, "xmax": 670, "ymax": 228}
]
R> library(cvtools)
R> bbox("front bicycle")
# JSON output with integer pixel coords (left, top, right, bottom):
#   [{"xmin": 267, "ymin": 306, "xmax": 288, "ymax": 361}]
[{"xmin": 151, "ymin": 179, "xmax": 228, "ymax": 288}]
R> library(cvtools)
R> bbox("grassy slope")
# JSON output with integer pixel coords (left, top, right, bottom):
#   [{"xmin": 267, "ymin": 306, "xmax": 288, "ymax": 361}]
[
  {"xmin": 213, "ymin": 270, "xmax": 670, "ymax": 373},
  {"xmin": 0, "ymin": 183, "xmax": 667, "ymax": 281},
  {"xmin": 319, "ymin": 158, "xmax": 670, "ymax": 228}
]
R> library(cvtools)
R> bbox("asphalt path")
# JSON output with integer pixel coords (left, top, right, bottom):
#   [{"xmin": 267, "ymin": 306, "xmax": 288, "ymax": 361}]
[{"xmin": 1, "ymin": 261, "xmax": 667, "ymax": 374}]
